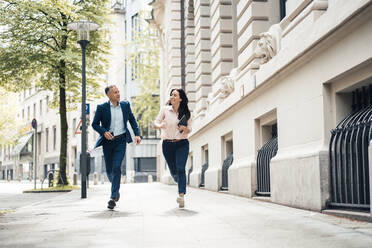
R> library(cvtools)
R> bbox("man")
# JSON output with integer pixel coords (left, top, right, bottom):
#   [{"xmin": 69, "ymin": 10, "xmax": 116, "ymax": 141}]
[{"xmin": 92, "ymin": 85, "xmax": 141, "ymax": 210}]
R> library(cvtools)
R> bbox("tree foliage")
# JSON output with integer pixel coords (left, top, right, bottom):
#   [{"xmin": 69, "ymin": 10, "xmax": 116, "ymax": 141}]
[
  {"xmin": 0, "ymin": 87, "xmax": 19, "ymax": 145},
  {"xmin": 0, "ymin": 0, "xmax": 110, "ymax": 106},
  {"xmin": 126, "ymin": 12, "xmax": 160, "ymax": 132},
  {"xmin": 0, "ymin": 0, "xmax": 110, "ymax": 184}
]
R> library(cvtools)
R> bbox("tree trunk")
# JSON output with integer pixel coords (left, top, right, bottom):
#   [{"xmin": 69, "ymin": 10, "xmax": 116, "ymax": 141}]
[
  {"xmin": 58, "ymin": 32, "xmax": 68, "ymax": 185},
  {"xmin": 58, "ymin": 62, "xmax": 68, "ymax": 185}
]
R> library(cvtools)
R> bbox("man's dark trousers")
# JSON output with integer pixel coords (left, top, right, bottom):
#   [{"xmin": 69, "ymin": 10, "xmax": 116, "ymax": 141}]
[{"xmin": 102, "ymin": 134, "xmax": 126, "ymax": 200}]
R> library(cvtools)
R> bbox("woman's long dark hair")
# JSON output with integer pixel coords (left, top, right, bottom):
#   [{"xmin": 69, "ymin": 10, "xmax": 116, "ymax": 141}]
[{"xmin": 170, "ymin": 88, "xmax": 191, "ymax": 121}]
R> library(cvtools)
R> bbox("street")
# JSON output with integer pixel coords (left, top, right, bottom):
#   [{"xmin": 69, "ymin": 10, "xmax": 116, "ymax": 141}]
[
  {"xmin": 1, "ymin": 182, "xmax": 372, "ymax": 248},
  {"xmin": 0, "ymin": 180, "xmax": 61, "ymax": 211}
]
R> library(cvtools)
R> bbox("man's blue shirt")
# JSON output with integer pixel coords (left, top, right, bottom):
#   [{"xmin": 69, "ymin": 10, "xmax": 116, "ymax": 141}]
[{"xmin": 109, "ymin": 101, "xmax": 125, "ymax": 136}]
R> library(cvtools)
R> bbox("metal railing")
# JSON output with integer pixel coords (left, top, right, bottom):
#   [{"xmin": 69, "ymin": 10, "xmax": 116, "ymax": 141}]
[
  {"xmin": 41, "ymin": 169, "xmax": 65, "ymax": 189},
  {"xmin": 220, "ymin": 153, "xmax": 234, "ymax": 191},
  {"xmin": 328, "ymin": 88, "xmax": 372, "ymax": 210},
  {"xmin": 256, "ymin": 137, "xmax": 278, "ymax": 196}
]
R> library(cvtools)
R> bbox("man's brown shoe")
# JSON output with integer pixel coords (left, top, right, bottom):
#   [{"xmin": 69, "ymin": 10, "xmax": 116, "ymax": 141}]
[{"xmin": 115, "ymin": 192, "xmax": 120, "ymax": 202}]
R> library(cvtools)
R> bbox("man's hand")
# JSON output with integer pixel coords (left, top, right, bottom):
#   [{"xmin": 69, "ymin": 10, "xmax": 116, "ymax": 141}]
[
  {"xmin": 135, "ymin": 136, "xmax": 141, "ymax": 145},
  {"xmin": 104, "ymin": 131, "xmax": 114, "ymax": 140}
]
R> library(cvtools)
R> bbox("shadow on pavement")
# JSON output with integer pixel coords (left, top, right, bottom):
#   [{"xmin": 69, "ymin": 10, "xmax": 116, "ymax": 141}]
[
  {"xmin": 88, "ymin": 210, "xmax": 140, "ymax": 219},
  {"xmin": 162, "ymin": 208, "xmax": 199, "ymax": 217}
]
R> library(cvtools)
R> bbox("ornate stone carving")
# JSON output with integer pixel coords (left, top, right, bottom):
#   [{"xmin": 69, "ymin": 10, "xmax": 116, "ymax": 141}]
[
  {"xmin": 251, "ymin": 23, "xmax": 282, "ymax": 69},
  {"xmin": 207, "ymin": 68, "xmax": 239, "ymax": 106},
  {"xmin": 220, "ymin": 76, "xmax": 235, "ymax": 99},
  {"xmin": 149, "ymin": 0, "xmax": 165, "ymax": 32}
]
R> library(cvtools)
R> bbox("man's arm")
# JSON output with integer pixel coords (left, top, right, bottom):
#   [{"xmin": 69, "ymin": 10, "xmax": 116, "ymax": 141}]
[
  {"xmin": 92, "ymin": 105, "xmax": 107, "ymax": 136},
  {"xmin": 127, "ymin": 102, "xmax": 140, "ymax": 137},
  {"xmin": 127, "ymin": 102, "xmax": 141, "ymax": 145}
]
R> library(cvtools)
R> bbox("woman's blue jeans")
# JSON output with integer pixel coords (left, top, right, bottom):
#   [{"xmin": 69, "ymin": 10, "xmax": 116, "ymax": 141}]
[{"xmin": 162, "ymin": 139, "xmax": 189, "ymax": 194}]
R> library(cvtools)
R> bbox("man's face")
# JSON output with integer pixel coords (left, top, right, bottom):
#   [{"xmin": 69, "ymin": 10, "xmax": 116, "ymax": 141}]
[{"xmin": 107, "ymin": 87, "xmax": 120, "ymax": 103}]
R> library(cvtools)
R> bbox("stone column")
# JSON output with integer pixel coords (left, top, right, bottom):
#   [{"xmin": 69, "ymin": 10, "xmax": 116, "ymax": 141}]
[
  {"xmin": 185, "ymin": 0, "xmax": 196, "ymax": 111},
  {"xmin": 210, "ymin": 0, "xmax": 234, "ymax": 89},
  {"xmin": 164, "ymin": 0, "xmax": 183, "ymax": 94},
  {"xmin": 193, "ymin": 0, "xmax": 212, "ymax": 121}
]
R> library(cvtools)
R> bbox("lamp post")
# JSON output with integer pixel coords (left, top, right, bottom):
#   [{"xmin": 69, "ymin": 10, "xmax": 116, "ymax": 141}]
[{"xmin": 67, "ymin": 20, "xmax": 99, "ymax": 199}]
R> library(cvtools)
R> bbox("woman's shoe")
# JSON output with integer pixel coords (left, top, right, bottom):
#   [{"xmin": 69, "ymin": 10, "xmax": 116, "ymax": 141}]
[{"xmin": 176, "ymin": 196, "xmax": 185, "ymax": 208}]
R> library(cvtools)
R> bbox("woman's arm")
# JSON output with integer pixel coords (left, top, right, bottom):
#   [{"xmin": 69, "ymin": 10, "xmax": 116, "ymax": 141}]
[{"xmin": 154, "ymin": 107, "xmax": 165, "ymax": 129}]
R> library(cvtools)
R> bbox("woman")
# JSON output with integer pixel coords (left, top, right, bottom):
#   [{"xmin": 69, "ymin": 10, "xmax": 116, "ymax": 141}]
[{"xmin": 154, "ymin": 89, "xmax": 192, "ymax": 208}]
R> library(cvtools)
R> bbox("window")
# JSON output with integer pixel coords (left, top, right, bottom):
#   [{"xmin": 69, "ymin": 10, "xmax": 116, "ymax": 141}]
[
  {"xmin": 131, "ymin": 13, "xmax": 139, "ymax": 40},
  {"xmin": 124, "ymin": 20, "xmax": 127, "ymax": 40},
  {"xmin": 33, "ymin": 103, "xmax": 36, "ymax": 118},
  {"xmin": 125, "ymin": 62, "xmax": 128, "ymax": 84},
  {"xmin": 39, "ymin": 100, "xmax": 42, "ymax": 116},
  {"xmin": 131, "ymin": 54, "xmax": 140, "ymax": 80},
  {"xmin": 37, "ymin": 133, "xmax": 41, "ymax": 155},
  {"xmin": 53, "ymin": 126, "xmax": 57, "ymax": 150},
  {"xmin": 45, "ymin": 128, "xmax": 49, "ymax": 152},
  {"xmin": 46, "ymin": 96, "xmax": 49, "ymax": 112},
  {"xmin": 72, "ymin": 118, "xmax": 76, "ymax": 137},
  {"xmin": 134, "ymin": 157, "xmax": 156, "ymax": 172},
  {"xmin": 280, "ymin": 0, "xmax": 287, "ymax": 20},
  {"xmin": 22, "ymin": 109, "xmax": 24, "ymax": 119},
  {"xmin": 74, "ymin": 146, "xmax": 77, "ymax": 160},
  {"xmin": 27, "ymin": 106, "xmax": 30, "ymax": 120},
  {"xmin": 202, "ymin": 146, "xmax": 209, "ymax": 164}
]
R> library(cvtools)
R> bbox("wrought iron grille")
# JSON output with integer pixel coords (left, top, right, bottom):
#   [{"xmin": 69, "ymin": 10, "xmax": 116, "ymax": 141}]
[
  {"xmin": 256, "ymin": 135, "xmax": 278, "ymax": 196},
  {"xmin": 199, "ymin": 162, "xmax": 208, "ymax": 187},
  {"xmin": 329, "ymin": 86, "xmax": 372, "ymax": 211},
  {"xmin": 220, "ymin": 153, "xmax": 234, "ymax": 191}
]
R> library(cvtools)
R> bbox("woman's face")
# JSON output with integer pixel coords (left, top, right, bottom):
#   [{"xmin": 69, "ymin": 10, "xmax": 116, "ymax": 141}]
[{"xmin": 170, "ymin": 90, "xmax": 182, "ymax": 105}]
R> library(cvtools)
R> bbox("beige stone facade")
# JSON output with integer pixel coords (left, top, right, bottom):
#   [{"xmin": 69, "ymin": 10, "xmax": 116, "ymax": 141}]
[{"xmin": 151, "ymin": 0, "xmax": 372, "ymax": 212}]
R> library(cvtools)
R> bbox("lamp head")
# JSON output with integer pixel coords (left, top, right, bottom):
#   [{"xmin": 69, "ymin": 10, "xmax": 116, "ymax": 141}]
[{"xmin": 67, "ymin": 20, "xmax": 99, "ymax": 42}]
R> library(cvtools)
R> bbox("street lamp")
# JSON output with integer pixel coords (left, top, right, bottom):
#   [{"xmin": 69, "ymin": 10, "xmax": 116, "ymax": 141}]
[{"xmin": 67, "ymin": 20, "xmax": 99, "ymax": 199}]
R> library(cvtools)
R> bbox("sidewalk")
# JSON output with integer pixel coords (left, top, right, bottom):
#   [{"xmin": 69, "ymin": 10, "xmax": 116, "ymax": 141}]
[{"xmin": 1, "ymin": 182, "xmax": 372, "ymax": 248}]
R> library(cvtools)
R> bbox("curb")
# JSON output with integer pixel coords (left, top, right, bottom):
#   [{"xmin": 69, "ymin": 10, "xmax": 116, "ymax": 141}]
[{"xmin": 23, "ymin": 189, "xmax": 72, "ymax": 193}]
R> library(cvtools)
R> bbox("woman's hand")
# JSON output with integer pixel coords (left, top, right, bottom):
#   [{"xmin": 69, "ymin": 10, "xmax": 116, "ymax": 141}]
[
  {"xmin": 178, "ymin": 125, "xmax": 187, "ymax": 133},
  {"xmin": 160, "ymin": 121, "xmax": 167, "ymax": 129},
  {"xmin": 154, "ymin": 121, "xmax": 166, "ymax": 129}
]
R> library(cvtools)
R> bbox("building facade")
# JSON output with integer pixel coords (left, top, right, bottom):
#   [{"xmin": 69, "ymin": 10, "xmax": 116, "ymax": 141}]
[
  {"xmin": 108, "ymin": 0, "xmax": 159, "ymax": 183},
  {"xmin": 0, "ymin": 0, "xmax": 159, "ymax": 184},
  {"xmin": 151, "ymin": 0, "xmax": 372, "ymax": 214}
]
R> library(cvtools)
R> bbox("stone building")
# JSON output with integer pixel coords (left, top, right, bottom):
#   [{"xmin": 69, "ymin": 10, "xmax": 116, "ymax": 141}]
[{"xmin": 150, "ymin": 0, "xmax": 372, "ymax": 215}]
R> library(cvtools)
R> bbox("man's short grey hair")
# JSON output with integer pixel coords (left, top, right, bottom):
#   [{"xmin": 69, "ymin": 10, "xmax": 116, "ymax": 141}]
[{"xmin": 105, "ymin": 85, "xmax": 117, "ymax": 95}]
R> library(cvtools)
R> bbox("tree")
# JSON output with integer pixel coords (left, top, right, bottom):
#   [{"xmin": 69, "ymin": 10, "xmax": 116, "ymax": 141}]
[
  {"xmin": 126, "ymin": 12, "xmax": 160, "ymax": 135},
  {"xmin": 0, "ymin": 87, "xmax": 19, "ymax": 146},
  {"xmin": 0, "ymin": 0, "xmax": 110, "ymax": 185}
]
